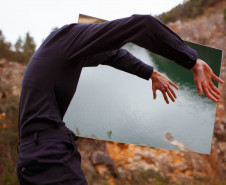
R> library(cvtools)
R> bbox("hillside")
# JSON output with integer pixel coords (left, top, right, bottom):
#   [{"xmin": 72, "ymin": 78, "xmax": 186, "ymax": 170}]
[{"xmin": 157, "ymin": 0, "xmax": 225, "ymax": 23}]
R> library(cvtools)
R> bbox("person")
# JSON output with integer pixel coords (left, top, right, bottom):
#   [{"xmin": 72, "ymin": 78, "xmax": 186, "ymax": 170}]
[{"xmin": 16, "ymin": 14, "xmax": 223, "ymax": 185}]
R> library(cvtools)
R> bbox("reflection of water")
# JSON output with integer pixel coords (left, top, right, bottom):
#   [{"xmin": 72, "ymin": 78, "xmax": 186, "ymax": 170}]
[{"xmin": 64, "ymin": 44, "xmax": 216, "ymax": 154}]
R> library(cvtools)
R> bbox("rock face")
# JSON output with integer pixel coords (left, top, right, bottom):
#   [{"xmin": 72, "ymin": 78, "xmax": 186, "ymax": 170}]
[
  {"xmin": 0, "ymin": 58, "xmax": 25, "ymax": 98},
  {"xmin": 168, "ymin": 13, "xmax": 226, "ymax": 182}
]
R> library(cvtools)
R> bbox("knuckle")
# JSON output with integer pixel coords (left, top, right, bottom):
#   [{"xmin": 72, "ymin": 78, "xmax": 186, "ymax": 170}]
[
  {"xmin": 160, "ymin": 86, "xmax": 164, "ymax": 91},
  {"xmin": 202, "ymin": 82, "xmax": 208, "ymax": 87}
]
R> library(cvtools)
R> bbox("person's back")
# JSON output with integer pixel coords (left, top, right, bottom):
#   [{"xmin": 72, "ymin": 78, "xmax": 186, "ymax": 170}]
[
  {"xmin": 17, "ymin": 24, "xmax": 89, "ymax": 185},
  {"xmin": 19, "ymin": 25, "xmax": 84, "ymax": 136}
]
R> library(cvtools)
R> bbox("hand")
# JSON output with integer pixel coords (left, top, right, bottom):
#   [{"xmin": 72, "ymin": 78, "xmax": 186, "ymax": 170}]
[
  {"xmin": 191, "ymin": 58, "xmax": 224, "ymax": 103},
  {"xmin": 150, "ymin": 70, "xmax": 179, "ymax": 104}
]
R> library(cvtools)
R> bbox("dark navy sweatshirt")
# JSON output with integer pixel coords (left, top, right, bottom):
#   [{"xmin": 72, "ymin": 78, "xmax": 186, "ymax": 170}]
[{"xmin": 18, "ymin": 14, "xmax": 198, "ymax": 139}]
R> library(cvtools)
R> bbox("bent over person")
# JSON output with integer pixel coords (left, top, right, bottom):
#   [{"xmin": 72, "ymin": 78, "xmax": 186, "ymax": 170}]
[{"xmin": 17, "ymin": 14, "xmax": 223, "ymax": 185}]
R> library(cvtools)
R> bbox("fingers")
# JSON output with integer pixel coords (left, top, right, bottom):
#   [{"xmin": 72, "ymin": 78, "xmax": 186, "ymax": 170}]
[
  {"xmin": 151, "ymin": 71, "xmax": 178, "ymax": 104},
  {"xmin": 209, "ymin": 81, "xmax": 221, "ymax": 95},
  {"xmin": 212, "ymin": 73, "xmax": 224, "ymax": 84},
  {"xmin": 153, "ymin": 87, "xmax": 175, "ymax": 104},
  {"xmin": 196, "ymin": 79, "xmax": 221, "ymax": 102},
  {"xmin": 169, "ymin": 81, "xmax": 179, "ymax": 90},
  {"xmin": 195, "ymin": 81, "xmax": 203, "ymax": 96},
  {"xmin": 168, "ymin": 86, "xmax": 177, "ymax": 99},
  {"xmin": 166, "ymin": 89, "xmax": 175, "ymax": 102},
  {"xmin": 153, "ymin": 89, "xmax": 157, "ymax": 100},
  {"xmin": 162, "ymin": 91, "xmax": 169, "ymax": 104},
  {"xmin": 204, "ymin": 89, "xmax": 219, "ymax": 102},
  {"xmin": 160, "ymin": 85, "xmax": 176, "ymax": 104},
  {"xmin": 153, "ymin": 86, "xmax": 169, "ymax": 104},
  {"xmin": 207, "ymin": 85, "xmax": 220, "ymax": 100},
  {"xmin": 202, "ymin": 82, "xmax": 219, "ymax": 103}
]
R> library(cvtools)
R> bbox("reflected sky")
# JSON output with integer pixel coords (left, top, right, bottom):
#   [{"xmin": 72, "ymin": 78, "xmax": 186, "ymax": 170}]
[{"xmin": 64, "ymin": 43, "xmax": 221, "ymax": 154}]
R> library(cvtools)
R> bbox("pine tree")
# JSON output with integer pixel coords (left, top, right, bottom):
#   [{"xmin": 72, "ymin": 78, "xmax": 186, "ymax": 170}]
[
  {"xmin": 52, "ymin": 27, "xmax": 59, "ymax": 31},
  {"xmin": 22, "ymin": 32, "xmax": 36, "ymax": 58},
  {"xmin": 0, "ymin": 30, "xmax": 11, "ymax": 59},
  {"xmin": 15, "ymin": 36, "xmax": 23, "ymax": 52}
]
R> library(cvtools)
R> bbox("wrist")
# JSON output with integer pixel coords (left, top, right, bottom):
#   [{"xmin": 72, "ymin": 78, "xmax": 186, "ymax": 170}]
[
  {"xmin": 150, "ymin": 70, "xmax": 158, "ymax": 80},
  {"xmin": 191, "ymin": 58, "xmax": 202, "ymax": 73}
]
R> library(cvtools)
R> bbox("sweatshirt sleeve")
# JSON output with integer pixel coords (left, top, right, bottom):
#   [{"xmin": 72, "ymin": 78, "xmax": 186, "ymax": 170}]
[
  {"xmin": 84, "ymin": 49, "xmax": 154, "ymax": 80},
  {"xmin": 61, "ymin": 14, "xmax": 198, "ymax": 70}
]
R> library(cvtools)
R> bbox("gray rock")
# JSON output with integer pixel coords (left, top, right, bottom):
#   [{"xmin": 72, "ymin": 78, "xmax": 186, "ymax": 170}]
[{"xmin": 91, "ymin": 151, "xmax": 114, "ymax": 166}]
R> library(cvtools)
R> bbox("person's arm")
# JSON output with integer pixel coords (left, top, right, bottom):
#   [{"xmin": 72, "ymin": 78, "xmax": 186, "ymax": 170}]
[
  {"xmin": 84, "ymin": 49, "xmax": 154, "ymax": 80},
  {"xmin": 85, "ymin": 49, "xmax": 179, "ymax": 104},
  {"xmin": 60, "ymin": 14, "xmax": 223, "ymax": 102},
  {"xmin": 61, "ymin": 14, "xmax": 197, "ymax": 70}
]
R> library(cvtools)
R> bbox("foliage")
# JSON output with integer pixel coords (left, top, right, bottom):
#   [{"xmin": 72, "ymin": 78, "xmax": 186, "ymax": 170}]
[
  {"xmin": 15, "ymin": 37, "xmax": 22, "ymax": 52},
  {"xmin": 0, "ymin": 30, "xmax": 11, "ymax": 60},
  {"xmin": 82, "ymin": 165, "xmax": 110, "ymax": 185},
  {"xmin": 52, "ymin": 27, "xmax": 59, "ymax": 31},
  {"xmin": 22, "ymin": 32, "xmax": 36, "ymax": 59},
  {"xmin": 0, "ymin": 30, "xmax": 36, "ymax": 64},
  {"xmin": 157, "ymin": 0, "xmax": 222, "ymax": 23}
]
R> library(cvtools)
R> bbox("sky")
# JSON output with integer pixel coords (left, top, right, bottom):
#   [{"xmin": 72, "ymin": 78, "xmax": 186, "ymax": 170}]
[{"xmin": 0, "ymin": 0, "xmax": 184, "ymax": 48}]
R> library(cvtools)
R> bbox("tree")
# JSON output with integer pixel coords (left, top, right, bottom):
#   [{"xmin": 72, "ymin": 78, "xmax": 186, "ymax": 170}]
[
  {"xmin": 15, "ymin": 36, "xmax": 23, "ymax": 52},
  {"xmin": 52, "ymin": 27, "xmax": 58, "ymax": 31},
  {"xmin": 158, "ymin": 0, "xmax": 222, "ymax": 23},
  {"xmin": 22, "ymin": 32, "xmax": 36, "ymax": 59},
  {"xmin": 0, "ymin": 30, "xmax": 11, "ymax": 59}
]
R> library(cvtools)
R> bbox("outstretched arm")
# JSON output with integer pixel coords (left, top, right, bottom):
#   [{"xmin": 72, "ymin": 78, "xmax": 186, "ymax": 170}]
[
  {"xmin": 84, "ymin": 49, "xmax": 154, "ymax": 80},
  {"xmin": 85, "ymin": 49, "xmax": 224, "ymax": 103},
  {"xmin": 85, "ymin": 48, "xmax": 179, "ymax": 104},
  {"xmin": 62, "ymin": 14, "xmax": 197, "ymax": 70},
  {"xmin": 60, "ymin": 14, "xmax": 197, "ymax": 104},
  {"xmin": 61, "ymin": 14, "xmax": 223, "ymax": 103}
]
